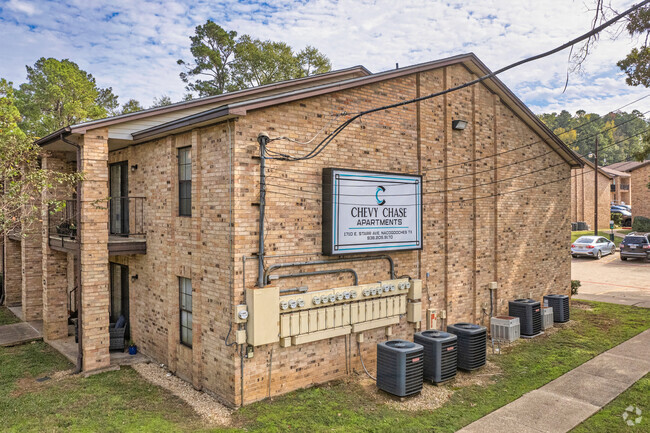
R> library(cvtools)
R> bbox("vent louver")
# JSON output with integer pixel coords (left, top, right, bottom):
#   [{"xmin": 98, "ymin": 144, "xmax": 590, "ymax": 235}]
[
  {"xmin": 414, "ymin": 330, "xmax": 457, "ymax": 384},
  {"xmin": 543, "ymin": 294, "xmax": 570, "ymax": 323},
  {"xmin": 376, "ymin": 340, "xmax": 424, "ymax": 397},
  {"xmin": 509, "ymin": 299, "xmax": 542, "ymax": 336},
  {"xmin": 447, "ymin": 323, "xmax": 487, "ymax": 371}
]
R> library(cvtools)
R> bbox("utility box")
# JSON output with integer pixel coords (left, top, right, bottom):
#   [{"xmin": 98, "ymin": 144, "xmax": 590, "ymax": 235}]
[
  {"xmin": 541, "ymin": 307, "xmax": 554, "ymax": 330},
  {"xmin": 408, "ymin": 279, "xmax": 422, "ymax": 300},
  {"xmin": 246, "ymin": 286, "xmax": 280, "ymax": 346},
  {"xmin": 407, "ymin": 301, "xmax": 422, "ymax": 323},
  {"xmin": 490, "ymin": 316, "xmax": 520, "ymax": 343}
]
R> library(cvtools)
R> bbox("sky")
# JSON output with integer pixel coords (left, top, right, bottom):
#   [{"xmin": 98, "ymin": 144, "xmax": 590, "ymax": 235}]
[{"xmin": 0, "ymin": 0, "xmax": 648, "ymax": 116}]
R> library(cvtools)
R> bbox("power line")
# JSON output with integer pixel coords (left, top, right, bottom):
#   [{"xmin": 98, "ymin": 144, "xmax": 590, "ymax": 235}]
[
  {"xmin": 264, "ymin": 126, "xmax": 650, "ymax": 196},
  {"xmin": 263, "ymin": 0, "xmax": 650, "ymax": 162},
  {"xmin": 266, "ymin": 157, "xmax": 638, "ymax": 207},
  {"xmin": 263, "ymin": 127, "xmax": 650, "ymax": 203},
  {"xmin": 263, "ymin": 107, "xmax": 649, "ymax": 182},
  {"xmin": 267, "ymin": 92, "xmax": 649, "ymax": 166}
]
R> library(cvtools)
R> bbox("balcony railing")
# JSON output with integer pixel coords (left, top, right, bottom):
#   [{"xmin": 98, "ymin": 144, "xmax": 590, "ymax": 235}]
[
  {"xmin": 49, "ymin": 200, "xmax": 78, "ymax": 239},
  {"xmin": 620, "ymin": 184, "xmax": 630, "ymax": 191},
  {"xmin": 109, "ymin": 196, "xmax": 146, "ymax": 237},
  {"xmin": 49, "ymin": 196, "xmax": 146, "ymax": 239}
]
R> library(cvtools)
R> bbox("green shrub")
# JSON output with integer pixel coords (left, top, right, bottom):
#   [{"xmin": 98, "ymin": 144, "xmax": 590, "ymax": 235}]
[
  {"xmin": 632, "ymin": 216, "xmax": 650, "ymax": 232},
  {"xmin": 571, "ymin": 280, "xmax": 581, "ymax": 295},
  {"xmin": 611, "ymin": 213, "xmax": 622, "ymax": 227}
]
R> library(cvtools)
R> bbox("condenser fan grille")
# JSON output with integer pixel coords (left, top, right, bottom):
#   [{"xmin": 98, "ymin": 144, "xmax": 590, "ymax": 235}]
[
  {"xmin": 544, "ymin": 295, "xmax": 570, "ymax": 323},
  {"xmin": 509, "ymin": 300, "xmax": 542, "ymax": 336},
  {"xmin": 414, "ymin": 331, "xmax": 458, "ymax": 383},
  {"xmin": 447, "ymin": 323, "xmax": 487, "ymax": 371},
  {"xmin": 376, "ymin": 340, "xmax": 424, "ymax": 397}
]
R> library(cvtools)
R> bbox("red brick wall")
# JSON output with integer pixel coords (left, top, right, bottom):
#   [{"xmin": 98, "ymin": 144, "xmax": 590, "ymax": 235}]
[
  {"xmin": 231, "ymin": 64, "xmax": 571, "ymax": 404},
  {"xmin": 571, "ymin": 166, "xmax": 611, "ymax": 229},
  {"xmin": 101, "ymin": 64, "xmax": 572, "ymax": 406},
  {"xmin": 3, "ymin": 237, "xmax": 22, "ymax": 306},
  {"xmin": 631, "ymin": 164, "xmax": 650, "ymax": 220}
]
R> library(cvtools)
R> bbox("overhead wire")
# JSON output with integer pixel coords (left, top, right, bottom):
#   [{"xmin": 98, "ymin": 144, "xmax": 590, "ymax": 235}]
[
  {"xmin": 262, "ymin": 109, "xmax": 650, "ymax": 189},
  {"xmin": 265, "ymin": 93, "xmax": 649, "ymax": 172},
  {"xmin": 266, "ymin": 156, "xmax": 638, "ymax": 207},
  {"xmin": 263, "ymin": 126, "xmax": 650, "ymax": 200},
  {"xmin": 262, "ymin": 0, "xmax": 650, "ymax": 162}
]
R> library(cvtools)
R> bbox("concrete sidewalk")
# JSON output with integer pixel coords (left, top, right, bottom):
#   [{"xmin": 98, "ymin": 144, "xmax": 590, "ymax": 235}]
[
  {"xmin": 0, "ymin": 321, "xmax": 42, "ymax": 346},
  {"xmin": 458, "ymin": 328, "xmax": 650, "ymax": 433}
]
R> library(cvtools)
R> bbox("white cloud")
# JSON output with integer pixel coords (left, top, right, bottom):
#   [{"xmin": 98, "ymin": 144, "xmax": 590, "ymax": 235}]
[
  {"xmin": 5, "ymin": 0, "xmax": 37, "ymax": 15},
  {"xmin": 0, "ymin": 0, "xmax": 648, "ymax": 116}
]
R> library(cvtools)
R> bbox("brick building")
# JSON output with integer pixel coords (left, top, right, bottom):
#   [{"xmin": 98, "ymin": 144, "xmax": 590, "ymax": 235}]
[
  {"xmin": 2, "ymin": 54, "xmax": 581, "ymax": 406},
  {"xmin": 570, "ymin": 158, "xmax": 614, "ymax": 230},
  {"xmin": 602, "ymin": 166, "xmax": 632, "ymax": 207},
  {"xmin": 604, "ymin": 160, "xmax": 650, "ymax": 221}
]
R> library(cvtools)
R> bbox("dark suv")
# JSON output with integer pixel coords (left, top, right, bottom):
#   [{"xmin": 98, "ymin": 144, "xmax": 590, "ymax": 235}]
[{"xmin": 620, "ymin": 232, "xmax": 650, "ymax": 262}]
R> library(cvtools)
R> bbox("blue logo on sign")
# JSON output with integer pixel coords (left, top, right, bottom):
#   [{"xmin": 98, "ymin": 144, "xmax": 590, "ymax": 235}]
[{"xmin": 376, "ymin": 186, "xmax": 386, "ymax": 205}]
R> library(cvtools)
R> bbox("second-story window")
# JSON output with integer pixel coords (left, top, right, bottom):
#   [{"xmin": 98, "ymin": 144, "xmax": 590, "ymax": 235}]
[{"xmin": 178, "ymin": 147, "xmax": 191, "ymax": 216}]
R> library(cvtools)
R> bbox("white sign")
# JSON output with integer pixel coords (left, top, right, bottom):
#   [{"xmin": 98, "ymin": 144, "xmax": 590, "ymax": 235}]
[{"xmin": 323, "ymin": 168, "xmax": 422, "ymax": 255}]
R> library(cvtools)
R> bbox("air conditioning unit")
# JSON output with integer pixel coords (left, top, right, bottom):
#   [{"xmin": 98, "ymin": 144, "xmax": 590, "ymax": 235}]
[
  {"xmin": 490, "ymin": 316, "xmax": 520, "ymax": 342},
  {"xmin": 447, "ymin": 323, "xmax": 487, "ymax": 371},
  {"xmin": 541, "ymin": 307, "xmax": 554, "ymax": 330},
  {"xmin": 376, "ymin": 340, "xmax": 424, "ymax": 397},
  {"xmin": 509, "ymin": 299, "xmax": 542, "ymax": 337},
  {"xmin": 414, "ymin": 330, "xmax": 457, "ymax": 384},
  {"xmin": 543, "ymin": 294, "xmax": 570, "ymax": 323}
]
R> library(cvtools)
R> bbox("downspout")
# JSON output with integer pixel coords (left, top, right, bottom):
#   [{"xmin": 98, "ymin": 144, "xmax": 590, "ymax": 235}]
[{"xmin": 61, "ymin": 134, "xmax": 83, "ymax": 373}]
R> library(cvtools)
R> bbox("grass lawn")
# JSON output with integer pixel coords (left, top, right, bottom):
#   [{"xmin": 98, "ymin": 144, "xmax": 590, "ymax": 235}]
[
  {"xmin": 0, "ymin": 306, "xmax": 20, "ymax": 325},
  {"xmin": 0, "ymin": 342, "xmax": 211, "ymax": 432},
  {"xmin": 571, "ymin": 372, "xmax": 650, "ymax": 432},
  {"xmin": 1, "ymin": 301, "xmax": 649, "ymax": 432},
  {"xmin": 571, "ymin": 230, "xmax": 624, "ymax": 244}
]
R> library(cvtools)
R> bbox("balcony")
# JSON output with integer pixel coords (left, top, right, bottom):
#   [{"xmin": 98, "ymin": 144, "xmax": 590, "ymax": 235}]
[
  {"xmin": 49, "ymin": 197, "xmax": 146, "ymax": 255},
  {"xmin": 620, "ymin": 184, "xmax": 630, "ymax": 191},
  {"xmin": 611, "ymin": 184, "xmax": 616, "ymax": 192}
]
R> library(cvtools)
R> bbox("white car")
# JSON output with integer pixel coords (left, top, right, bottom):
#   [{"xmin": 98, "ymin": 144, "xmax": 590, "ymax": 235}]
[{"xmin": 571, "ymin": 236, "xmax": 616, "ymax": 259}]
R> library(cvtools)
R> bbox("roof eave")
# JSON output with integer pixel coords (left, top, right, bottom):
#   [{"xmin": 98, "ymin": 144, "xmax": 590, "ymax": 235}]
[
  {"xmin": 34, "ymin": 126, "xmax": 72, "ymax": 146},
  {"xmin": 131, "ymin": 106, "xmax": 241, "ymax": 141}
]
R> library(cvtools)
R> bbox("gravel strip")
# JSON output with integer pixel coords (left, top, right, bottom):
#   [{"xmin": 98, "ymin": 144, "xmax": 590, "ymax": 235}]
[{"xmin": 132, "ymin": 362, "xmax": 231, "ymax": 426}]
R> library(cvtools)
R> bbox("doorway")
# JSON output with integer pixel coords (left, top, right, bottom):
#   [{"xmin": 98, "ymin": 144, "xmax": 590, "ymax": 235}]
[
  {"xmin": 109, "ymin": 161, "xmax": 129, "ymax": 235},
  {"xmin": 110, "ymin": 263, "xmax": 129, "ymax": 337}
]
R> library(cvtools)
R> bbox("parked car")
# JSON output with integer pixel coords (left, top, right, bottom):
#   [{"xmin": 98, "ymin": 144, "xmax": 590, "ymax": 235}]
[
  {"xmin": 571, "ymin": 236, "xmax": 616, "ymax": 259},
  {"xmin": 611, "ymin": 208, "xmax": 633, "ymax": 227},
  {"xmin": 620, "ymin": 232, "xmax": 650, "ymax": 262},
  {"xmin": 610, "ymin": 208, "xmax": 632, "ymax": 217},
  {"xmin": 612, "ymin": 204, "xmax": 631, "ymax": 212}
]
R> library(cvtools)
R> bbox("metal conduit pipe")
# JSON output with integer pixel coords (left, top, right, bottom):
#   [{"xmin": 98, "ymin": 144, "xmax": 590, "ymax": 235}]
[
  {"xmin": 271, "ymin": 268, "xmax": 358, "ymax": 286},
  {"xmin": 279, "ymin": 286, "xmax": 309, "ymax": 294},
  {"xmin": 264, "ymin": 255, "xmax": 395, "ymax": 286}
]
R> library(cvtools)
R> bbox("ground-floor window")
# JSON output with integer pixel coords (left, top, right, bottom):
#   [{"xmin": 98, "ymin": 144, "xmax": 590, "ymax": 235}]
[{"xmin": 179, "ymin": 277, "xmax": 192, "ymax": 347}]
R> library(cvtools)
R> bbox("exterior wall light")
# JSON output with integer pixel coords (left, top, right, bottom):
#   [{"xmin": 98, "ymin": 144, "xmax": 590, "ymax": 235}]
[
  {"xmin": 131, "ymin": 164, "xmax": 138, "ymax": 172},
  {"xmin": 131, "ymin": 274, "xmax": 138, "ymax": 282},
  {"xmin": 452, "ymin": 120, "xmax": 468, "ymax": 130}
]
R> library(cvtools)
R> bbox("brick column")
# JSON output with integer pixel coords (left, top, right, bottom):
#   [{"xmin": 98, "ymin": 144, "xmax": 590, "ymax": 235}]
[
  {"xmin": 80, "ymin": 128, "xmax": 111, "ymax": 371},
  {"xmin": 42, "ymin": 154, "xmax": 72, "ymax": 340},
  {"xmin": 3, "ymin": 237, "xmax": 22, "ymax": 306},
  {"xmin": 21, "ymin": 220, "xmax": 43, "ymax": 321}
]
